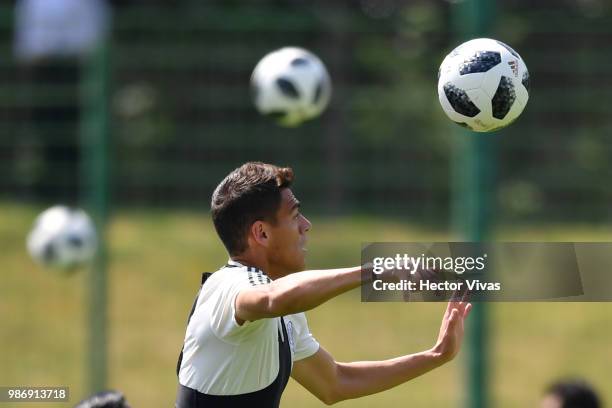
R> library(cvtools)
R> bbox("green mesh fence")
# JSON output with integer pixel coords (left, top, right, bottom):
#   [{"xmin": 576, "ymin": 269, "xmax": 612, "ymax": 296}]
[{"xmin": 1, "ymin": 1, "xmax": 611, "ymax": 222}]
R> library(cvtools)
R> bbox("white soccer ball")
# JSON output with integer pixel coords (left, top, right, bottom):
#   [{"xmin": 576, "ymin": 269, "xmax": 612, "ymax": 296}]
[
  {"xmin": 251, "ymin": 46, "xmax": 332, "ymax": 127},
  {"xmin": 27, "ymin": 205, "xmax": 98, "ymax": 270},
  {"xmin": 437, "ymin": 38, "xmax": 530, "ymax": 132}
]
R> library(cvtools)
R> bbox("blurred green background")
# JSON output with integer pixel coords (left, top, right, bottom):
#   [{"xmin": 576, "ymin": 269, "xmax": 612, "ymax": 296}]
[{"xmin": 1, "ymin": 0, "xmax": 612, "ymax": 407}]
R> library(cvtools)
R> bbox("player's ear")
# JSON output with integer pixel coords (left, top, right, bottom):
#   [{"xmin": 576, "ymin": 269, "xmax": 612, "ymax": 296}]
[{"xmin": 250, "ymin": 221, "xmax": 270, "ymax": 247}]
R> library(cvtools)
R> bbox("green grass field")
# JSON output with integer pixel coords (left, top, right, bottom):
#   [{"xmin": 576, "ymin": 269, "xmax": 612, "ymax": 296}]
[{"xmin": 1, "ymin": 201, "xmax": 611, "ymax": 407}]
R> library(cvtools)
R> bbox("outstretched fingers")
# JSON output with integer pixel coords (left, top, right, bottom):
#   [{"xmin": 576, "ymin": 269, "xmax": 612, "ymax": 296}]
[
  {"xmin": 445, "ymin": 300, "xmax": 460, "ymax": 315},
  {"xmin": 445, "ymin": 301, "xmax": 472, "ymax": 326},
  {"xmin": 463, "ymin": 303, "xmax": 473, "ymax": 318},
  {"xmin": 446, "ymin": 307, "xmax": 460, "ymax": 330},
  {"xmin": 450, "ymin": 308, "xmax": 460, "ymax": 322},
  {"xmin": 446, "ymin": 300, "xmax": 463, "ymax": 314},
  {"xmin": 446, "ymin": 301, "xmax": 472, "ymax": 325}
]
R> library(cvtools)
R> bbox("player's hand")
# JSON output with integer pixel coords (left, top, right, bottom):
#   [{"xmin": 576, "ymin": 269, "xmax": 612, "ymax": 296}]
[
  {"xmin": 432, "ymin": 300, "xmax": 472, "ymax": 363},
  {"xmin": 395, "ymin": 263, "xmax": 447, "ymax": 302},
  {"xmin": 374, "ymin": 259, "xmax": 444, "ymax": 284}
]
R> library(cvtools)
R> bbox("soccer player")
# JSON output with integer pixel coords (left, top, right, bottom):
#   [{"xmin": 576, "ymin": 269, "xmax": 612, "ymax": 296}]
[
  {"xmin": 176, "ymin": 162, "xmax": 472, "ymax": 407},
  {"xmin": 541, "ymin": 380, "xmax": 602, "ymax": 408},
  {"xmin": 74, "ymin": 390, "xmax": 131, "ymax": 408}
]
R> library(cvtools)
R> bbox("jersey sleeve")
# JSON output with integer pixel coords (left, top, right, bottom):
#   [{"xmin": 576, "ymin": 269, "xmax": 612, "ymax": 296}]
[
  {"xmin": 288, "ymin": 312, "xmax": 320, "ymax": 361},
  {"xmin": 207, "ymin": 272, "xmax": 268, "ymax": 343}
]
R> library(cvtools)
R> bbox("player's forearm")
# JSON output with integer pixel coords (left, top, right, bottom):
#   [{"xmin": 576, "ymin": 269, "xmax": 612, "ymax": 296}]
[
  {"xmin": 332, "ymin": 350, "xmax": 447, "ymax": 402},
  {"xmin": 267, "ymin": 266, "xmax": 362, "ymax": 315}
]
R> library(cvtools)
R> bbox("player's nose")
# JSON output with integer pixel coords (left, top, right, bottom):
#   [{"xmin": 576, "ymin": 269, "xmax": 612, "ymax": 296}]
[{"xmin": 300, "ymin": 214, "xmax": 312, "ymax": 233}]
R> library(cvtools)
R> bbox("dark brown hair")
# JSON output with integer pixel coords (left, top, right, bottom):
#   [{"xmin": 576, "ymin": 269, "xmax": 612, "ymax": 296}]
[
  {"xmin": 211, "ymin": 162, "xmax": 294, "ymax": 255},
  {"xmin": 546, "ymin": 380, "xmax": 601, "ymax": 408},
  {"xmin": 74, "ymin": 390, "xmax": 129, "ymax": 408}
]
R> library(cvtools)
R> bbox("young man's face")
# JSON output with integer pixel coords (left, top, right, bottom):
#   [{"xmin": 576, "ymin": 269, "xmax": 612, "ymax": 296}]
[{"xmin": 266, "ymin": 188, "xmax": 311, "ymax": 275}]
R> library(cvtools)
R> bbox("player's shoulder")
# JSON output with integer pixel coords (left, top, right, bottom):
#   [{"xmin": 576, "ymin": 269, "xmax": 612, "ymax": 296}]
[{"xmin": 207, "ymin": 261, "xmax": 270, "ymax": 288}]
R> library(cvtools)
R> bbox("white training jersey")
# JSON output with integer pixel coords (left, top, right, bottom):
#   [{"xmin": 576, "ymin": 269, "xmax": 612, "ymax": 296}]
[{"xmin": 178, "ymin": 260, "xmax": 320, "ymax": 396}]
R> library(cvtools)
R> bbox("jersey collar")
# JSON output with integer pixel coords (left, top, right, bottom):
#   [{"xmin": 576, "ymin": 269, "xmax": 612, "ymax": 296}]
[{"xmin": 226, "ymin": 259, "xmax": 267, "ymax": 276}]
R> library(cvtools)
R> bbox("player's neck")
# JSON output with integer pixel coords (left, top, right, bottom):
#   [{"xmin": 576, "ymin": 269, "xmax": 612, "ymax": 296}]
[
  {"xmin": 232, "ymin": 252, "xmax": 270, "ymax": 276},
  {"xmin": 231, "ymin": 253, "xmax": 288, "ymax": 281}
]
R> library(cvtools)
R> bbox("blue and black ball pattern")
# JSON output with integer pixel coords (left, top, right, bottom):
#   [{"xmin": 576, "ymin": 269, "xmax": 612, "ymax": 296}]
[
  {"xmin": 276, "ymin": 77, "xmax": 300, "ymax": 99},
  {"xmin": 496, "ymin": 41, "xmax": 520, "ymax": 59},
  {"xmin": 522, "ymin": 70, "xmax": 530, "ymax": 92},
  {"xmin": 313, "ymin": 80, "xmax": 324, "ymax": 104},
  {"xmin": 67, "ymin": 234, "xmax": 83, "ymax": 248},
  {"xmin": 290, "ymin": 57, "xmax": 309, "ymax": 67},
  {"xmin": 443, "ymin": 83, "xmax": 481, "ymax": 118},
  {"xmin": 459, "ymin": 51, "xmax": 501, "ymax": 75},
  {"xmin": 492, "ymin": 76, "xmax": 516, "ymax": 119},
  {"xmin": 43, "ymin": 242, "xmax": 56, "ymax": 263}
]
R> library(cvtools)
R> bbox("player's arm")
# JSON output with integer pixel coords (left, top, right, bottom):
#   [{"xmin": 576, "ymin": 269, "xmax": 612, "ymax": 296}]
[
  {"xmin": 235, "ymin": 266, "xmax": 363, "ymax": 324},
  {"xmin": 291, "ymin": 301, "xmax": 471, "ymax": 405}
]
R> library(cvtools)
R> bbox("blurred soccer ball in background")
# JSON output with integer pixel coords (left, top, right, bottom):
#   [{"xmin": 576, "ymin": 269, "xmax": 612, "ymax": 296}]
[
  {"xmin": 27, "ymin": 206, "xmax": 98, "ymax": 270},
  {"xmin": 251, "ymin": 46, "xmax": 332, "ymax": 127},
  {"xmin": 438, "ymin": 38, "xmax": 530, "ymax": 132}
]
